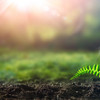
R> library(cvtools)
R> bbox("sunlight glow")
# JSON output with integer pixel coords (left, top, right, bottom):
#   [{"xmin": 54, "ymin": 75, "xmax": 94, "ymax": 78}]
[{"xmin": 12, "ymin": 0, "xmax": 49, "ymax": 11}]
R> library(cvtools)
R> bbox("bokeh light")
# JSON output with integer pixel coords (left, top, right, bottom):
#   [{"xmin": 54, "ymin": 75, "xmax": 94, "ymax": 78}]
[
  {"xmin": 0, "ymin": 0, "xmax": 99, "ymax": 50},
  {"xmin": 12, "ymin": 0, "xmax": 49, "ymax": 11}
]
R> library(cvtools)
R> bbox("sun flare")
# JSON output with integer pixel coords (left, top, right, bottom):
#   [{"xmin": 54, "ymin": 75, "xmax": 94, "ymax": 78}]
[{"xmin": 12, "ymin": 0, "xmax": 49, "ymax": 11}]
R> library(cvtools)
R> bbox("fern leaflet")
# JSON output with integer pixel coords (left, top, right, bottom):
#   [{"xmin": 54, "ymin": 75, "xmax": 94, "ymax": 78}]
[{"xmin": 70, "ymin": 64, "xmax": 100, "ymax": 80}]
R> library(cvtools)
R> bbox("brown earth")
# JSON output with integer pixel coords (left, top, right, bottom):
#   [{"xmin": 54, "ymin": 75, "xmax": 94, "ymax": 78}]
[{"xmin": 0, "ymin": 81, "xmax": 100, "ymax": 100}]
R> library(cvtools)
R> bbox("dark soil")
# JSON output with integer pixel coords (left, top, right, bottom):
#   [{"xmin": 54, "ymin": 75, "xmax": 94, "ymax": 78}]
[{"xmin": 0, "ymin": 81, "xmax": 100, "ymax": 100}]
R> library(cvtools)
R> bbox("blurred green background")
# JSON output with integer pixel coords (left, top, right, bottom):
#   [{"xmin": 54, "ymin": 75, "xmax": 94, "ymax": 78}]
[
  {"xmin": 0, "ymin": 49, "xmax": 100, "ymax": 81},
  {"xmin": 0, "ymin": 0, "xmax": 100, "ymax": 81}
]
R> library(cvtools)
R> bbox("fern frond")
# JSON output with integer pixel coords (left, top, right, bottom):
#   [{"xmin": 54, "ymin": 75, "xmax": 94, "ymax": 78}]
[{"xmin": 70, "ymin": 64, "xmax": 100, "ymax": 80}]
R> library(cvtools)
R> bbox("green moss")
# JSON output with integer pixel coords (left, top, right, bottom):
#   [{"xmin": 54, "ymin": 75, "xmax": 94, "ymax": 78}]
[{"xmin": 0, "ymin": 49, "xmax": 99, "ymax": 81}]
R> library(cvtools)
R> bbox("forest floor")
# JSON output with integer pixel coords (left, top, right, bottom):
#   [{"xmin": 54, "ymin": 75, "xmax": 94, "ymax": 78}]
[
  {"xmin": 0, "ymin": 50, "xmax": 100, "ymax": 99},
  {"xmin": 0, "ymin": 81, "xmax": 100, "ymax": 100}
]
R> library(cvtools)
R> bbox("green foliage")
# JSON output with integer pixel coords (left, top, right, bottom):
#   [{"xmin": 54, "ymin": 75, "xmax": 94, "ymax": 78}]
[
  {"xmin": 70, "ymin": 65, "xmax": 100, "ymax": 80},
  {"xmin": 0, "ymin": 49, "xmax": 100, "ymax": 81}
]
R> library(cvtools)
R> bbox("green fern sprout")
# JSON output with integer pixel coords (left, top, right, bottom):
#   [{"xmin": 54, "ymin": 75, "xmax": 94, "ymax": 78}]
[{"xmin": 70, "ymin": 64, "xmax": 100, "ymax": 80}]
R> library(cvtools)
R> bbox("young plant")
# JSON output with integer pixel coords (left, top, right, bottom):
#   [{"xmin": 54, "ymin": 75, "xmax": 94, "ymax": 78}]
[{"xmin": 70, "ymin": 64, "xmax": 100, "ymax": 80}]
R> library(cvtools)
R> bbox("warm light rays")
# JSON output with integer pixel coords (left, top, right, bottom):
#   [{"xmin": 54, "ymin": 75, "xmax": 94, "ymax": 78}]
[
  {"xmin": 0, "ymin": 0, "xmax": 91, "ymax": 42},
  {"xmin": 11, "ymin": 0, "xmax": 50, "ymax": 12},
  {"xmin": 0, "ymin": 0, "xmax": 13, "ymax": 14}
]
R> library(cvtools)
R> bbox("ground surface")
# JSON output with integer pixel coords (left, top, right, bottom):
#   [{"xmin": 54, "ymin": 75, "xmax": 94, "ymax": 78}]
[
  {"xmin": 0, "ymin": 49, "xmax": 100, "ymax": 99},
  {"xmin": 0, "ymin": 49, "xmax": 99, "ymax": 81},
  {"xmin": 0, "ymin": 81, "xmax": 100, "ymax": 100}
]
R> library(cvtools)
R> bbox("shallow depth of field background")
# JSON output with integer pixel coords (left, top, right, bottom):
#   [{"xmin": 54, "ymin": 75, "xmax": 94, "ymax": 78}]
[{"xmin": 0, "ymin": 0, "xmax": 100, "ymax": 81}]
